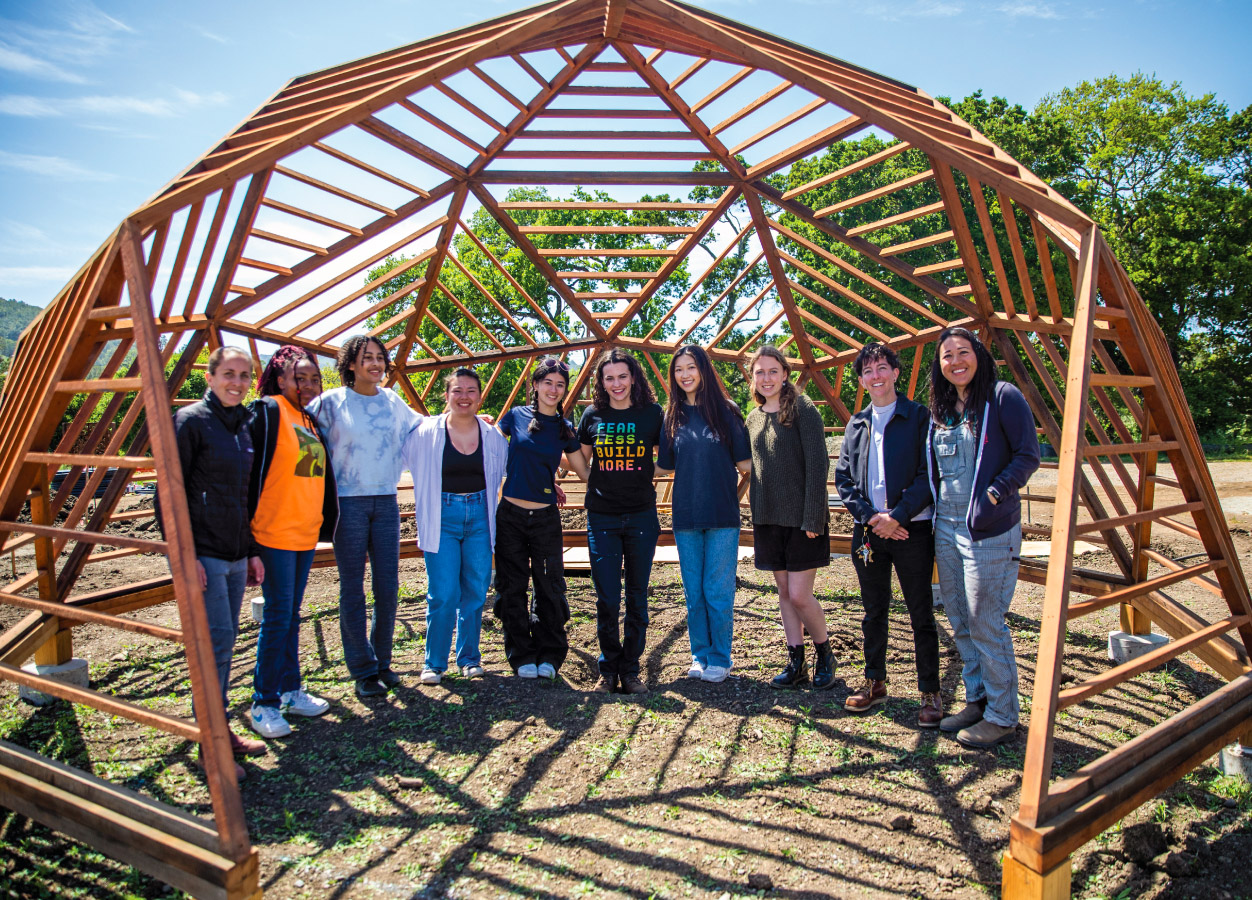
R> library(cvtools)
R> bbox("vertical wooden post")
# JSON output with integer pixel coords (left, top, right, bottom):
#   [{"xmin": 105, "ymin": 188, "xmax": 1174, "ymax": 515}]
[
  {"xmin": 118, "ymin": 219, "xmax": 253, "ymax": 862},
  {"xmin": 1125, "ymin": 409, "xmax": 1156, "ymax": 635},
  {"xmin": 1002, "ymin": 852, "xmax": 1071, "ymax": 900},
  {"xmin": 30, "ymin": 468, "xmax": 72, "ymax": 666}
]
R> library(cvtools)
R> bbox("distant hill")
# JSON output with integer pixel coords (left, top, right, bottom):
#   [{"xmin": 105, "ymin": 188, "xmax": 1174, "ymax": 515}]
[{"xmin": 0, "ymin": 298, "xmax": 41, "ymax": 359}]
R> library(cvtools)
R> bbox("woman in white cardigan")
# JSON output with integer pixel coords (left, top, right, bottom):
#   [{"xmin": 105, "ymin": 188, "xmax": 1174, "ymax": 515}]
[{"xmin": 403, "ymin": 368, "xmax": 507, "ymax": 684}]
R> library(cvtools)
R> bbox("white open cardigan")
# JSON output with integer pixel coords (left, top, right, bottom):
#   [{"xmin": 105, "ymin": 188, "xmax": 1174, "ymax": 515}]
[{"xmin": 401, "ymin": 413, "xmax": 508, "ymax": 554}]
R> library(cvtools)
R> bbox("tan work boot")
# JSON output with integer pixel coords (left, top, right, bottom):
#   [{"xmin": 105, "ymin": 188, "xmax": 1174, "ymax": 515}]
[
  {"xmin": 939, "ymin": 698, "xmax": 986, "ymax": 733},
  {"xmin": 844, "ymin": 678, "xmax": 888, "ymax": 712},
  {"xmin": 956, "ymin": 718, "xmax": 1017, "ymax": 749},
  {"xmin": 917, "ymin": 692, "xmax": 944, "ymax": 729}
]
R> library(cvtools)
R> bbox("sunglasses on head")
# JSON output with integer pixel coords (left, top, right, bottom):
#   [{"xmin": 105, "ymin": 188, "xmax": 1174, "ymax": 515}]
[{"xmin": 534, "ymin": 357, "xmax": 569, "ymax": 375}]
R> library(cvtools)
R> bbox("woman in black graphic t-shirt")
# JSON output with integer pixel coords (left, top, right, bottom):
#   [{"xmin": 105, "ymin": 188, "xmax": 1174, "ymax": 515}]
[{"xmin": 576, "ymin": 349, "xmax": 663, "ymax": 695}]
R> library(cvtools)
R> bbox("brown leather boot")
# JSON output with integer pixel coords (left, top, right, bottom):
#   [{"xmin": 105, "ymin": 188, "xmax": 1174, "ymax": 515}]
[
  {"xmin": 591, "ymin": 674, "xmax": 617, "ymax": 694},
  {"xmin": 229, "ymin": 728, "xmax": 267, "ymax": 757},
  {"xmin": 844, "ymin": 677, "xmax": 888, "ymax": 712},
  {"xmin": 619, "ymin": 674, "xmax": 648, "ymax": 695},
  {"xmin": 917, "ymin": 692, "xmax": 944, "ymax": 728}
]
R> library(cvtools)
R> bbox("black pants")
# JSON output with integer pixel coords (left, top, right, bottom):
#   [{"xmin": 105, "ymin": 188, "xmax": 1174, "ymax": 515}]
[
  {"xmin": 493, "ymin": 502, "xmax": 569, "ymax": 671},
  {"xmin": 851, "ymin": 521, "xmax": 940, "ymax": 692}
]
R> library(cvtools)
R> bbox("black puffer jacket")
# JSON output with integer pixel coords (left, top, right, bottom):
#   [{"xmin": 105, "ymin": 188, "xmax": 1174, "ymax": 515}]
[{"xmin": 169, "ymin": 390, "xmax": 256, "ymax": 561}]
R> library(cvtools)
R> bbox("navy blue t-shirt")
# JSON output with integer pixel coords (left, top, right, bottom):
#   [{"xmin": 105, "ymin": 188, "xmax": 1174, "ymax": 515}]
[
  {"xmin": 498, "ymin": 406, "xmax": 581, "ymax": 504},
  {"xmin": 658, "ymin": 403, "xmax": 751, "ymax": 530}
]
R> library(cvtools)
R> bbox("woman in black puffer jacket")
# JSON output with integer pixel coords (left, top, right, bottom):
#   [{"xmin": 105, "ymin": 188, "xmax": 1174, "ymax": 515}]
[{"xmin": 171, "ymin": 346, "xmax": 266, "ymax": 771}]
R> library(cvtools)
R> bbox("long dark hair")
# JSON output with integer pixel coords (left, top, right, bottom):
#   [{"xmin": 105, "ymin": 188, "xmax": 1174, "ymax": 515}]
[
  {"xmin": 526, "ymin": 356, "xmax": 576, "ymax": 441},
  {"xmin": 590, "ymin": 348, "xmax": 656, "ymax": 411},
  {"xmin": 336, "ymin": 335, "xmax": 392, "ymax": 389},
  {"xmin": 664, "ymin": 345, "xmax": 742, "ymax": 445},
  {"xmin": 258, "ymin": 345, "xmax": 319, "ymax": 398},
  {"xmin": 746, "ymin": 344, "xmax": 799, "ymax": 426},
  {"xmin": 928, "ymin": 326, "xmax": 996, "ymax": 426}
]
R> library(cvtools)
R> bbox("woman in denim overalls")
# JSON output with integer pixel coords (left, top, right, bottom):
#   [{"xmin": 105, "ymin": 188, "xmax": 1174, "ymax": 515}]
[{"xmin": 927, "ymin": 327, "xmax": 1040, "ymax": 750}]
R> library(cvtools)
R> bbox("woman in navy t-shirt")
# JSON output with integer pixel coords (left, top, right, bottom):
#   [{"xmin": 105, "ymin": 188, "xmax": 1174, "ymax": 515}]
[
  {"xmin": 495, "ymin": 357, "xmax": 588, "ymax": 679},
  {"xmin": 656, "ymin": 346, "xmax": 751, "ymax": 684}
]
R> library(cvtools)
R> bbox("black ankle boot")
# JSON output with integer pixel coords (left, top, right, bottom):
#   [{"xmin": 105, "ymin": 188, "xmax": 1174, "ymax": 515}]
[
  {"xmin": 811, "ymin": 640, "xmax": 836, "ymax": 691},
  {"xmin": 771, "ymin": 644, "xmax": 809, "ymax": 688}
]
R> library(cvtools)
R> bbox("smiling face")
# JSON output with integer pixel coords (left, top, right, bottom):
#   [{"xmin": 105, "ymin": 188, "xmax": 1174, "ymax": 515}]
[
  {"xmin": 600, "ymin": 361, "xmax": 634, "ymax": 409},
  {"xmin": 534, "ymin": 372, "xmax": 567, "ymax": 415},
  {"xmin": 938, "ymin": 335, "xmax": 978, "ymax": 397},
  {"xmin": 445, "ymin": 375, "xmax": 482, "ymax": 417},
  {"xmin": 752, "ymin": 355, "xmax": 785, "ymax": 404},
  {"xmin": 673, "ymin": 353, "xmax": 702, "ymax": 403},
  {"xmin": 349, "ymin": 340, "xmax": 387, "ymax": 392},
  {"xmin": 858, "ymin": 357, "xmax": 900, "ymax": 407},
  {"xmin": 205, "ymin": 351, "xmax": 252, "ymax": 408},
  {"xmin": 278, "ymin": 358, "xmax": 322, "ymax": 409}
]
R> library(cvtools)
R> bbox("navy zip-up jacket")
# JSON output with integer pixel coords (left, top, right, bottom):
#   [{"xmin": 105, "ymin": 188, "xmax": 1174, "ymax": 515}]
[
  {"xmin": 926, "ymin": 380, "xmax": 1040, "ymax": 541},
  {"xmin": 834, "ymin": 393, "xmax": 933, "ymax": 526}
]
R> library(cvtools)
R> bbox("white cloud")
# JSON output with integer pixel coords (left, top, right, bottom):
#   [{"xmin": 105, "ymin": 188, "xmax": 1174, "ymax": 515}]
[
  {"xmin": 0, "ymin": 90, "xmax": 228, "ymax": 119},
  {"xmin": 857, "ymin": 0, "xmax": 964, "ymax": 20},
  {"xmin": 996, "ymin": 1, "xmax": 1062, "ymax": 17},
  {"xmin": 0, "ymin": 149, "xmax": 117, "ymax": 181},
  {"xmin": 0, "ymin": 46, "xmax": 87, "ymax": 83},
  {"xmin": 196, "ymin": 27, "xmax": 228, "ymax": 44}
]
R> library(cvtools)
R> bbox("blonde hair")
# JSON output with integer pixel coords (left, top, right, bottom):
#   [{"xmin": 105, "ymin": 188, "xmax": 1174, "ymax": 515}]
[{"xmin": 747, "ymin": 344, "xmax": 798, "ymax": 426}]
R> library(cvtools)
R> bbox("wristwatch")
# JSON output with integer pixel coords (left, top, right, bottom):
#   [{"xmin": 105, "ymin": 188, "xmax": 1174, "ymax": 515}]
[{"xmin": 986, "ymin": 486, "xmax": 1002, "ymax": 505}]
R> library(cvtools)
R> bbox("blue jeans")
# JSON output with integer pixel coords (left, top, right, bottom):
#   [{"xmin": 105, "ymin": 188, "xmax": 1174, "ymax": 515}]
[
  {"xmin": 334, "ymin": 495, "xmax": 401, "ymax": 681},
  {"xmin": 423, "ymin": 491, "xmax": 492, "ymax": 672},
  {"xmin": 674, "ymin": 528, "xmax": 739, "ymax": 670},
  {"xmin": 252, "ymin": 545, "xmax": 316, "ymax": 708},
  {"xmin": 198, "ymin": 555, "xmax": 248, "ymax": 710},
  {"xmin": 587, "ymin": 508, "xmax": 660, "ymax": 677},
  {"xmin": 936, "ymin": 520, "xmax": 1022, "ymax": 727}
]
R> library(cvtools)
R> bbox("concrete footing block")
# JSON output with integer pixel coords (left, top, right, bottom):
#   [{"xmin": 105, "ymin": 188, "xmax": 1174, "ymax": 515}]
[
  {"xmin": 250, "ymin": 596, "xmax": 265, "ymax": 623},
  {"xmin": 932, "ymin": 583, "xmax": 943, "ymax": 608},
  {"xmin": 1220, "ymin": 743, "xmax": 1252, "ymax": 781},
  {"xmin": 1107, "ymin": 630, "xmax": 1170, "ymax": 665},
  {"xmin": 19, "ymin": 657, "xmax": 89, "ymax": 706}
]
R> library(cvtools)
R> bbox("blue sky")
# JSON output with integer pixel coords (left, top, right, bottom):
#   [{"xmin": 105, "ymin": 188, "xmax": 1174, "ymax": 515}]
[{"xmin": 1, "ymin": 0, "xmax": 1248, "ymax": 308}]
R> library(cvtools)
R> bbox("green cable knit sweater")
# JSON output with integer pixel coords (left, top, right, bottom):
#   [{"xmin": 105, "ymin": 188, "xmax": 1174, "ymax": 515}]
[{"xmin": 746, "ymin": 392, "xmax": 830, "ymax": 535}]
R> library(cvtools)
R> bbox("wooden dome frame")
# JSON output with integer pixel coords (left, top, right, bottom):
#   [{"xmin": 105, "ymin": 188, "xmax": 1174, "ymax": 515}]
[{"xmin": 1, "ymin": 2, "xmax": 1249, "ymax": 897}]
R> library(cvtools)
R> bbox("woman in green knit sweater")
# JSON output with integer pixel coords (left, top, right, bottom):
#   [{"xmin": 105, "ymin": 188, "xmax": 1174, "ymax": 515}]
[{"xmin": 745, "ymin": 345, "xmax": 836, "ymax": 690}]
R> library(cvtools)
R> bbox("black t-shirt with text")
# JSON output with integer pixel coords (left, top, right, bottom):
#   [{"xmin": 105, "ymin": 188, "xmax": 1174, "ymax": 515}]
[{"xmin": 576, "ymin": 402, "xmax": 663, "ymax": 514}]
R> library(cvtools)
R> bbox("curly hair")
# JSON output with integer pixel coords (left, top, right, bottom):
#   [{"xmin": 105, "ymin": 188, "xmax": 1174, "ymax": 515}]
[
  {"xmin": 257, "ymin": 345, "xmax": 319, "ymax": 398},
  {"xmin": 336, "ymin": 335, "xmax": 392, "ymax": 389},
  {"xmin": 590, "ymin": 348, "xmax": 656, "ymax": 411},
  {"xmin": 747, "ymin": 344, "xmax": 799, "ymax": 426},
  {"xmin": 664, "ymin": 345, "xmax": 742, "ymax": 445},
  {"xmin": 928, "ymin": 326, "xmax": 997, "ymax": 427}
]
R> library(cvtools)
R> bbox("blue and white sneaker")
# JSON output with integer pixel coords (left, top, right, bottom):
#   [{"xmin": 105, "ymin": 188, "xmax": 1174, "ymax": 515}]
[
  {"xmin": 536, "ymin": 662, "xmax": 557, "ymax": 680},
  {"xmin": 249, "ymin": 704, "xmax": 292, "ymax": 739},
  {"xmin": 280, "ymin": 688, "xmax": 329, "ymax": 718}
]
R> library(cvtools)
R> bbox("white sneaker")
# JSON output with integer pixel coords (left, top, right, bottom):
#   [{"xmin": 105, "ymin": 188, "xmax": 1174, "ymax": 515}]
[
  {"xmin": 702, "ymin": 665, "xmax": 729, "ymax": 683},
  {"xmin": 687, "ymin": 660, "xmax": 704, "ymax": 679},
  {"xmin": 249, "ymin": 704, "xmax": 292, "ymax": 739},
  {"xmin": 518, "ymin": 663, "xmax": 538, "ymax": 679},
  {"xmin": 537, "ymin": 662, "xmax": 556, "ymax": 680},
  {"xmin": 459, "ymin": 664, "xmax": 485, "ymax": 679},
  {"xmin": 280, "ymin": 688, "xmax": 329, "ymax": 718},
  {"xmin": 420, "ymin": 669, "xmax": 442, "ymax": 685}
]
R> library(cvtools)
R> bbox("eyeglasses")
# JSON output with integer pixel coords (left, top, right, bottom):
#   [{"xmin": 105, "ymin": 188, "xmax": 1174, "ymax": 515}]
[{"xmin": 534, "ymin": 357, "xmax": 569, "ymax": 375}]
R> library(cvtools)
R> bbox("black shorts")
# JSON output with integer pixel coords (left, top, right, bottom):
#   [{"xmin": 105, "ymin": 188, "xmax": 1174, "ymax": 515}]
[{"xmin": 752, "ymin": 523, "xmax": 831, "ymax": 572}]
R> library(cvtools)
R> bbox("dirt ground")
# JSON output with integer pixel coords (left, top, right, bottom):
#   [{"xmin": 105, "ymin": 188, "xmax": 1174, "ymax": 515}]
[{"xmin": 3, "ymin": 467, "xmax": 1252, "ymax": 899}]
